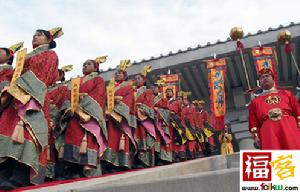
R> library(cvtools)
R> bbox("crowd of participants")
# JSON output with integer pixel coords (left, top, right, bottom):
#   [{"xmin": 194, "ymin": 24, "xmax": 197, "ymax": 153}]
[{"xmin": 0, "ymin": 27, "xmax": 235, "ymax": 190}]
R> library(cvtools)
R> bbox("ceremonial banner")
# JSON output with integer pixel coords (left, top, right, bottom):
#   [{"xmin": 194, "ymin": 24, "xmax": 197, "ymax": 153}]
[
  {"xmin": 251, "ymin": 47, "xmax": 278, "ymax": 85},
  {"xmin": 206, "ymin": 58, "xmax": 226, "ymax": 130},
  {"xmin": 159, "ymin": 74, "xmax": 180, "ymax": 99},
  {"xmin": 70, "ymin": 77, "xmax": 81, "ymax": 113},
  {"xmin": 11, "ymin": 48, "xmax": 27, "ymax": 84},
  {"xmin": 106, "ymin": 78, "xmax": 115, "ymax": 113}
]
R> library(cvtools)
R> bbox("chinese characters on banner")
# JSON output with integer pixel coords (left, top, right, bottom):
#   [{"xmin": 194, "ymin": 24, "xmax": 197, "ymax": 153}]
[
  {"xmin": 240, "ymin": 150, "xmax": 299, "ymax": 191},
  {"xmin": 206, "ymin": 58, "xmax": 226, "ymax": 130}
]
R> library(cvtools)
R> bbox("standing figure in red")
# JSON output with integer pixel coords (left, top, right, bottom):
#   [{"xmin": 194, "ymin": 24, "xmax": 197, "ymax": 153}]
[
  {"xmin": 102, "ymin": 60, "xmax": 137, "ymax": 172},
  {"xmin": 152, "ymin": 83, "xmax": 173, "ymax": 164},
  {"xmin": 181, "ymin": 92, "xmax": 197, "ymax": 160},
  {"xmin": 59, "ymin": 56, "xmax": 107, "ymax": 179},
  {"xmin": 249, "ymin": 68, "xmax": 300, "ymax": 149},
  {"xmin": 47, "ymin": 66, "xmax": 71, "ymax": 179},
  {"xmin": 194, "ymin": 100, "xmax": 214, "ymax": 155},
  {"xmin": 134, "ymin": 66, "xmax": 157, "ymax": 168},
  {"xmin": 168, "ymin": 91, "xmax": 187, "ymax": 162},
  {"xmin": 0, "ymin": 28, "xmax": 62, "ymax": 189}
]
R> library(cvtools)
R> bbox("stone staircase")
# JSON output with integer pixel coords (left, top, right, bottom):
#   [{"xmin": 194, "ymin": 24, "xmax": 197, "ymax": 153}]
[{"xmin": 26, "ymin": 153, "xmax": 240, "ymax": 192}]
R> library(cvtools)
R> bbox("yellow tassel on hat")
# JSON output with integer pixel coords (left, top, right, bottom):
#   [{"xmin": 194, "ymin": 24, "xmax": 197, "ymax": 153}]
[
  {"xmin": 61, "ymin": 64, "xmax": 73, "ymax": 72},
  {"xmin": 79, "ymin": 131, "xmax": 88, "ymax": 154},
  {"xmin": 119, "ymin": 133, "xmax": 125, "ymax": 151},
  {"xmin": 48, "ymin": 27, "xmax": 64, "ymax": 39},
  {"xmin": 11, "ymin": 120, "xmax": 24, "ymax": 144},
  {"xmin": 95, "ymin": 55, "xmax": 107, "ymax": 64},
  {"xmin": 9, "ymin": 42, "xmax": 24, "ymax": 54},
  {"xmin": 117, "ymin": 60, "xmax": 132, "ymax": 71},
  {"xmin": 141, "ymin": 65, "xmax": 152, "ymax": 77}
]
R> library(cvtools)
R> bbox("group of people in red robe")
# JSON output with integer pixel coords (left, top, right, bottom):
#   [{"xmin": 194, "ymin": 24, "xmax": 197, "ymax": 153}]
[
  {"xmin": 0, "ymin": 27, "xmax": 217, "ymax": 190},
  {"xmin": 3, "ymin": 25, "xmax": 299, "ymax": 190}
]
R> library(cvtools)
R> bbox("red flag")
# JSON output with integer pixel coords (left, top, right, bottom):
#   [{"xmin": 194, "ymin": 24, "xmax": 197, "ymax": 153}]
[{"xmin": 206, "ymin": 58, "xmax": 227, "ymax": 130}]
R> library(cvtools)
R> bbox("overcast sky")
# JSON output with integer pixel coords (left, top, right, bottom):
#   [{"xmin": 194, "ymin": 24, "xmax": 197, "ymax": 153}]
[{"xmin": 1, "ymin": 0, "xmax": 300, "ymax": 79}]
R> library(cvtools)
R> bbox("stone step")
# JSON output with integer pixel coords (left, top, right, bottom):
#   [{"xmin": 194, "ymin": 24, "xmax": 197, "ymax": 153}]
[{"xmin": 26, "ymin": 153, "xmax": 240, "ymax": 192}]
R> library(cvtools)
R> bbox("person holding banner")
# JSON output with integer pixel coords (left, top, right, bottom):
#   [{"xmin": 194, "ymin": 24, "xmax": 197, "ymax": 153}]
[
  {"xmin": 133, "ymin": 65, "xmax": 157, "ymax": 168},
  {"xmin": 58, "ymin": 56, "xmax": 107, "ymax": 179},
  {"xmin": 101, "ymin": 60, "xmax": 137, "ymax": 172},
  {"xmin": 0, "ymin": 27, "xmax": 62, "ymax": 189},
  {"xmin": 249, "ymin": 68, "xmax": 300, "ymax": 149}
]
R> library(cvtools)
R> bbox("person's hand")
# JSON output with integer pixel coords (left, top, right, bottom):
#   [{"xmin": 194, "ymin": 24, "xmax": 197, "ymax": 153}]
[
  {"xmin": 253, "ymin": 136, "xmax": 261, "ymax": 149},
  {"xmin": 114, "ymin": 96, "xmax": 123, "ymax": 103},
  {"xmin": 80, "ymin": 93, "xmax": 88, "ymax": 99}
]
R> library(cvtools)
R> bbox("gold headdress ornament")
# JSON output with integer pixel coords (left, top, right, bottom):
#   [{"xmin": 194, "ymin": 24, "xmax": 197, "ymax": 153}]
[
  {"xmin": 117, "ymin": 59, "xmax": 132, "ymax": 71},
  {"xmin": 95, "ymin": 55, "xmax": 107, "ymax": 64},
  {"xmin": 177, "ymin": 91, "xmax": 184, "ymax": 97},
  {"xmin": 61, "ymin": 64, "xmax": 73, "ymax": 72},
  {"xmin": 196, "ymin": 100, "xmax": 205, "ymax": 105},
  {"xmin": 182, "ymin": 91, "xmax": 191, "ymax": 99},
  {"xmin": 141, "ymin": 65, "xmax": 152, "ymax": 77},
  {"xmin": 49, "ymin": 27, "xmax": 64, "ymax": 39},
  {"xmin": 9, "ymin": 42, "xmax": 24, "ymax": 55},
  {"xmin": 155, "ymin": 79, "xmax": 165, "ymax": 86}
]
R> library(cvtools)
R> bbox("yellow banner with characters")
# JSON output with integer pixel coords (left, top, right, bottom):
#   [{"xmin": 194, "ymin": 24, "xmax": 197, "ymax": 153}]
[
  {"xmin": 11, "ymin": 48, "xmax": 27, "ymax": 84},
  {"xmin": 71, "ymin": 77, "xmax": 81, "ymax": 113}
]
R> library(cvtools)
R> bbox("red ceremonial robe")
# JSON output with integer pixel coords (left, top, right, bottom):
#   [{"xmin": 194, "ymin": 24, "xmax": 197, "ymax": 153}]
[
  {"xmin": 47, "ymin": 82, "xmax": 69, "ymax": 178},
  {"xmin": 153, "ymin": 94, "xmax": 173, "ymax": 163},
  {"xmin": 135, "ymin": 86, "xmax": 156, "ymax": 167},
  {"xmin": 181, "ymin": 105, "xmax": 197, "ymax": 157},
  {"xmin": 195, "ymin": 109, "xmax": 215, "ymax": 149},
  {"xmin": 102, "ymin": 81, "xmax": 137, "ymax": 169},
  {"xmin": 249, "ymin": 89, "xmax": 300, "ymax": 149},
  {"xmin": 0, "ymin": 44, "xmax": 58, "ymax": 185},
  {"xmin": 169, "ymin": 99, "xmax": 186, "ymax": 160},
  {"xmin": 62, "ymin": 72, "xmax": 107, "ymax": 176}
]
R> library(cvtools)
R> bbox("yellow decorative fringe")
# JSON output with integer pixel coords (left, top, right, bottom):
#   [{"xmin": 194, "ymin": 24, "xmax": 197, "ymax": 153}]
[
  {"xmin": 11, "ymin": 120, "xmax": 24, "ymax": 144},
  {"xmin": 79, "ymin": 132, "xmax": 88, "ymax": 154}
]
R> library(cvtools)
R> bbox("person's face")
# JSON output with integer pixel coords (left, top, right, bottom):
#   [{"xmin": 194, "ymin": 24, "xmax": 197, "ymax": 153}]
[
  {"xmin": 82, "ymin": 60, "xmax": 96, "ymax": 75},
  {"xmin": 115, "ymin": 70, "xmax": 125, "ymax": 82},
  {"xmin": 32, "ymin": 31, "xmax": 49, "ymax": 48},
  {"xmin": 134, "ymin": 74, "xmax": 145, "ymax": 87},
  {"xmin": 153, "ymin": 86, "xmax": 160, "ymax": 95},
  {"xmin": 183, "ymin": 98, "xmax": 189, "ymax": 106},
  {"xmin": 0, "ymin": 49, "xmax": 9, "ymax": 64},
  {"xmin": 166, "ymin": 89, "xmax": 173, "ymax": 98},
  {"xmin": 198, "ymin": 104, "xmax": 204, "ymax": 110},
  {"xmin": 259, "ymin": 73, "xmax": 274, "ymax": 90}
]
